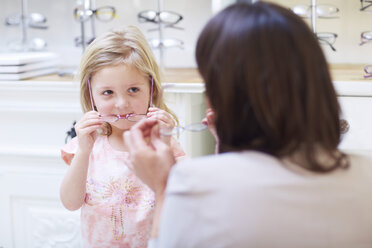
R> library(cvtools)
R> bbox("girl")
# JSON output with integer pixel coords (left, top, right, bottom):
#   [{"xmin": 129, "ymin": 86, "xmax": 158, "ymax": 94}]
[{"xmin": 59, "ymin": 26, "xmax": 185, "ymax": 247}]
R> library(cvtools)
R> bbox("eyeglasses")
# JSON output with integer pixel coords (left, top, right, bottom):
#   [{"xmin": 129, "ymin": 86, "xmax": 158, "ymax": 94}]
[
  {"xmin": 363, "ymin": 65, "xmax": 372, "ymax": 78},
  {"xmin": 292, "ymin": 4, "xmax": 339, "ymax": 18},
  {"xmin": 138, "ymin": 10, "xmax": 183, "ymax": 27},
  {"xmin": 74, "ymin": 36, "xmax": 95, "ymax": 47},
  {"xmin": 5, "ymin": 13, "xmax": 48, "ymax": 29},
  {"xmin": 360, "ymin": 31, "xmax": 372, "ymax": 46},
  {"xmin": 148, "ymin": 38, "xmax": 184, "ymax": 49},
  {"xmin": 87, "ymin": 77, "xmax": 154, "ymax": 123},
  {"xmin": 316, "ymin": 32, "xmax": 338, "ymax": 51},
  {"xmin": 74, "ymin": 6, "xmax": 117, "ymax": 22},
  {"xmin": 361, "ymin": 0, "xmax": 372, "ymax": 11},
  {"xmin": 160, "ymin": 122, "xmax": 207, "ymax": 136}
]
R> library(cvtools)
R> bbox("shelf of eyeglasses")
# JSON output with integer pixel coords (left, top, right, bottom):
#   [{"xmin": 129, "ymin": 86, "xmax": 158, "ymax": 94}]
[{"xmin": 330, "ymin": 64, "xmax": 372, "ymax": 82}]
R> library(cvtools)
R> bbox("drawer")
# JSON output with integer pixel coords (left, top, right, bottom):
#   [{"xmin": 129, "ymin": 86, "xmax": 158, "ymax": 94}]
[{"xmin": 338, "ymin": 96, "xmax": 372, "ymax": 151}]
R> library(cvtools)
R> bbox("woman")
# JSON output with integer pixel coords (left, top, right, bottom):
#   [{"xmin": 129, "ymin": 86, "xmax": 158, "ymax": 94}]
[{"xmin": 124, "ymin": 2, "xmax": 372, "ymax": 247}]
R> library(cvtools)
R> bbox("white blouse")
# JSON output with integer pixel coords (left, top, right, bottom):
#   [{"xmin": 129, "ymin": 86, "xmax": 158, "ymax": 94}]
[{"xmin": 149, "ymin": 151, "xmax": 372, "ymax": 248}]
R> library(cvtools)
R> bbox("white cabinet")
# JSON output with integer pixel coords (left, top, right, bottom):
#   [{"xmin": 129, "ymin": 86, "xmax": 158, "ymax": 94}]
[
  {"xmin": 1, "ymin": 77, "xmax": 370, "ymax": 247},
  {"xmin": 0, "ymin": 81, "xmax": 83, "ymax": 247},
  {"xmin": 338, "ymin": 96, "xmax": 372, "ymax": 151},
  {"xmin": 334, "ymin": 81, "xmax": 372, "ymax": 153},
  {"xmin": 0, "ymin": 80, "xmax": 213, "ymax": 247}
]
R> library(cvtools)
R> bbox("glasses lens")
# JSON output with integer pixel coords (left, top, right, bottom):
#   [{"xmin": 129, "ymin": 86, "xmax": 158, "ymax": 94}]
[
  {"xmin": 126, "ymin": 114, "xmax": 146, "ymax": 122},
  {"xmin": 317, "ymin": 5, "xmax": 339, "ymax": 17},
  {"xmin": 184, "ymin": 123, "xmax": 207, "ymax": 132},
  {"xmin": 100, "ymin": 115, "xmax": 118, "ymax": 123},
  {"xmin": 96, "ymin": 7, "xmax": 115, "ymax": 22},
  {"xmin": 138, "ymin": 10, "xmax": 157, "ymax": 22},
  {"xmin": 74, "ymin": 8, "xmax": 92, "ymax": 22},
  {"xmin": 148, "ymin": 38, "xmax": 184, "ymax": 49},
  {"xmin": 361, "ymin": 0, "xmax": 372, "ymax": 10},
  {"xmin": 159, "ymin": 11, "xmax": 182, "ymax": 24},
  {"xmin": 29, "ymin": 13, "xmax": 47, "ymax": 24},
  {"xmin": 163, "ymin": 39, "xmax": 183, "ymax": 48},
  {"xmin": 292, "ymin": 5, "xmax": 309, "ymax": 17},
  {"xmin": 365, "ymin": 65, "xmax": 372, "ymax": 74},
  {"xmin": 160, "ymin": 127, "xmax": 180, "ymax": 136},
  {"xmin": 362, "ymin": 31, "xmax": 372, "ymax": 40}
]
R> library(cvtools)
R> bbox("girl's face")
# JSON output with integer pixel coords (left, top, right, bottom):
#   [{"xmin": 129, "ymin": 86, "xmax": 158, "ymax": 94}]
[{"xmin": 91, "ymin": 64, "xmax": 150, "ymax": 132}]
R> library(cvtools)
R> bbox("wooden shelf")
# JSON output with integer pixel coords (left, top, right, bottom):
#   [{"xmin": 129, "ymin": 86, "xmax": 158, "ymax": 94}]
[
  {"xmin": 23, "ymin": 68, "xmax": 203, "ymax": 84},
  {"xmin": 330, "ymin": 64, "xmax": 372, "ymax": 82}
]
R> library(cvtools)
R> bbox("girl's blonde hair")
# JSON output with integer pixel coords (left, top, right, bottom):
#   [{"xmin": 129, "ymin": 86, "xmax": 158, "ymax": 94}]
[{"xmin": 78, "ymin": 26, "xmax": 177, "ymax": 135}]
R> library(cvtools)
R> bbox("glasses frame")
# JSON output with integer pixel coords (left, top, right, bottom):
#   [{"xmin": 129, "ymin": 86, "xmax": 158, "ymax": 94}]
[
  {"xmin": 361, "ymin": 0, "xmax": 372, "ymax": 11},
  {"xmin": 87, "ymin": 76, "xmax": 154, "ymax": 123},
  {"xmin": 360, "ymin": 31, "xmax": 372, "ymax": 46},
  {"xmin": 148, "ymin": 38, "xmax": 184, "ymax": 49},
  {"xmin": 293, "ymin": 4, "xmax": 339, "ymax": 19},
  {"xmin": 160, "ymin": 122, "xmax": 207, "ymax": 136},
  {"xmin": 138, "ymin": 10, "xmax": 183, "ymax": 25},
  {"xmin": 74, "ymin": 6, "xmax": 117, "ymax": 23},
  {"xmin": 364, "ymin": 65, "xmax": 372, "ymax": 78},
  {"xmin": 316, "ymin": 32, "xmax": 338, "ymax": 51}
]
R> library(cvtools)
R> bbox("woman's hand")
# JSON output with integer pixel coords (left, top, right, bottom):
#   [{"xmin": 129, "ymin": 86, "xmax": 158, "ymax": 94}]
[
  {"xmin": 124, "ymin": 119, "xmax": 176, "ymax": 196},
  {"xmin": 147, "ymin": 107, "xmax": 176, "ymax": 145},
  {"xmin": 74, "ymin": 111, "xmax": 103, "ymax": 154}
]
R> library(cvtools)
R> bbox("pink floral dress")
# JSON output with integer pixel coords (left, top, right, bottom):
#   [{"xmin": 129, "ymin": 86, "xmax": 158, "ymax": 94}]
[{"xmin": 61, "ymin": 135, "xmax": 185, "ymax": 248}]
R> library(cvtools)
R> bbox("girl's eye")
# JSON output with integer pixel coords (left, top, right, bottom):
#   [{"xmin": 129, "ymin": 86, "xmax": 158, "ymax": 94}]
[
  {"xmin": 103, "ymin": 90, "xmax": 113, "ymax": 95},
  {"xmin": 129, "ymin": 87, "xmax": 139, "ymax": 93}
]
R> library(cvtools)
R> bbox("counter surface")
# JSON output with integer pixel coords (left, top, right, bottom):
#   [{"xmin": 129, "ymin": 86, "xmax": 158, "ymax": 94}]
[{"xmin": 21, "ymin": 65, "xmax": 372, "ymax": 84}]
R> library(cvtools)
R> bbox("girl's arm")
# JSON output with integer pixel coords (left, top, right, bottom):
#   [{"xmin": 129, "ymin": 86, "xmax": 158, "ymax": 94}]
[
  {"xmin": 60, "ymin": 111, "xmax": 103, "ymax": 211},
  {"xmin": 60, "ymin": 149, "xmax": 90, "ymax": 210}
]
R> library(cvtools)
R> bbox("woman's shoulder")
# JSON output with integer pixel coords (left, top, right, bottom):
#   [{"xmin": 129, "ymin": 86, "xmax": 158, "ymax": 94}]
[
  {"xmin": 345, "ymin": 151, "xmax": 372, "ymax": 174},
  {"xmin": 172, "ymin": 151, "xmax": 278, "ymax": 173},
  {"xmin": 167, "ymin": 151, "xmax": 276, "ymax": 192}
]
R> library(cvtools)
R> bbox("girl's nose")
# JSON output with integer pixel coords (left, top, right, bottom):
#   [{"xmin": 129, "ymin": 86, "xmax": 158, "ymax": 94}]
[{"xmin": 115, "ymin": 96, "xmax": 130, "ymax": 109}]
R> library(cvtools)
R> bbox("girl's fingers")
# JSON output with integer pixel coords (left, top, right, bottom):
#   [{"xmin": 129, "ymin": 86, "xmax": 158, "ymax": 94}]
[
  {"xmin": 147, "ymin": 107, "xmax": 160, "ymax": 112},
  {"xmin": 78, "ymin": 124, "xmax": 102, "ymax": 136},
  {"xmin": 201, "ymin": 117, "xmax": 208, "ymax": 126}
]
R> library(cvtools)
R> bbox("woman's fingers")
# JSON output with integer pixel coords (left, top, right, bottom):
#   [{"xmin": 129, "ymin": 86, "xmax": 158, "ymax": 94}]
[
  {"xmin": 147, "ymin": 111, "xmax": 175, "ymax": 128},
  {"xmin": 125, "ymin": 119, "xmax": 158, "ymax": 152}
]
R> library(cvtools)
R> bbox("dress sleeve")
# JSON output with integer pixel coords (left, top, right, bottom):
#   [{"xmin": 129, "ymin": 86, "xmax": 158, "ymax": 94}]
[
  {"xmin": 170, "ymin": 137, "xmax": 187, "ymax": 161},
  {"xmin": 61, "ymin": 137, "xmax": 79, "ymax": 165}
]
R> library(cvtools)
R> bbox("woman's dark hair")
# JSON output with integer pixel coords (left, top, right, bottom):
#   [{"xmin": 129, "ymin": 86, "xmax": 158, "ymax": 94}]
[{"xmin": 196, "ymin": 2, "xmax": 348, "ymax": 172}]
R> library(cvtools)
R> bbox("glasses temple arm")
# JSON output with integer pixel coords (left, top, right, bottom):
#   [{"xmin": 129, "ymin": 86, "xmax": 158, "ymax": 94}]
[
  {"xmin": 88, "ymin": 78, "xmax": 95, "ymax": 111},
  {"xmin": 150, "ymin": 76, "xmax": 154, "ymax": 107}
]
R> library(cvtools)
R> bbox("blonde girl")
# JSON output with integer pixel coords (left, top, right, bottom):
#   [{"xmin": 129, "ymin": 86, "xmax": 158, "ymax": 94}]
[{"xmin": 60, "ymin": 26, "xmax": 185, "ymax": 248}]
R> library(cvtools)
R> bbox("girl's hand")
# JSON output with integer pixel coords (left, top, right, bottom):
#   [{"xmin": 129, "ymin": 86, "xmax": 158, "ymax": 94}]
[
  {"xmin": 124, "ymin": 119, "xmax": 176, "ymax": 196},
  {"xmin": 147, "ymin": 107, "xmax": 176, "ymax": 144},
  {"xmin": 74, "ymin": 111, "xmax": 103, "ymax": 154}
]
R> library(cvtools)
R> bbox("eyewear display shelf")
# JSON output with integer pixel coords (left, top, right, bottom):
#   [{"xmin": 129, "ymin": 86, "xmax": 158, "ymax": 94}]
[{"xmin": 0, "ymin": 69, "xmax": 214, "ymax": 248}]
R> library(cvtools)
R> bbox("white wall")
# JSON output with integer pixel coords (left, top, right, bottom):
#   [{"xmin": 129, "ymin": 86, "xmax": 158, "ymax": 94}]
[
  {"xmin": 271, "ymin": 0, "xmax": 372, "ymax": 65},
  {"xmin": 0, "ymin": 0, "xmax": 212, "ymax": 68},
  {"xmin": 2, "ymin": 1, "xmax": 369, "ymax": 67}
]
